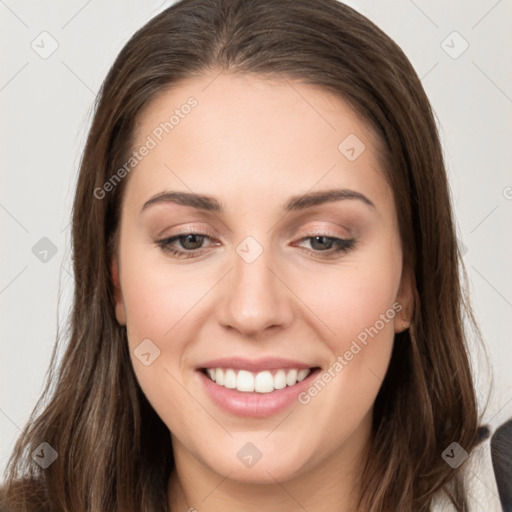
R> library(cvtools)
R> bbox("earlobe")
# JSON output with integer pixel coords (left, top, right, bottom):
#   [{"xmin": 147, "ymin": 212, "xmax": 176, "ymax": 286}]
[
  {"xmin": 394, "ymin": 264, "xmax": 416, "ymax": 333},
  {"xmin": 111, "ymin": 257, "xmax": 127, "ymax": 326}
]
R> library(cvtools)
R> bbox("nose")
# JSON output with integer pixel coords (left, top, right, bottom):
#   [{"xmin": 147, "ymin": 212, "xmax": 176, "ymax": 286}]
[{"xmin": 216, "ymin": 243, "xmax": 294, "ymax": 337}]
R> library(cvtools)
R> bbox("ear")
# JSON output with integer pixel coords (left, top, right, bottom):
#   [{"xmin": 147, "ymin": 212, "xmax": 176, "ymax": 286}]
[
  {"xmin": 394, "ymin": 262, "xmax": 416, "ymax": 333},
  {"xmin": 111, "ymin": 257, "xmax": 127, "ymax": 326}
]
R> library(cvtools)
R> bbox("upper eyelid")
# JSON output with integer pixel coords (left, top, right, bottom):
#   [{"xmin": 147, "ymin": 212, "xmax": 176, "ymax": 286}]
[
  {"xmin": 157, "ymin": 220, "xmax": 352, "ymax": 239},
  {"xmin": 159, "ymin": 228, "xmax": 349, "ymax": 242}
]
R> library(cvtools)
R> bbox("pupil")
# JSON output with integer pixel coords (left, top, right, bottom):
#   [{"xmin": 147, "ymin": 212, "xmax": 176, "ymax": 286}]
[{"xmin": 183, "ymin": 234, "xmax": 203, "ymax": 249}]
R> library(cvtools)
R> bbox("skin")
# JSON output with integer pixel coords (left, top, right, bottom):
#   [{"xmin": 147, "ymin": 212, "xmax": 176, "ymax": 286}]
[{"xmin": 111, "ymin": 71, "xmax": 414, "ymax": 512}]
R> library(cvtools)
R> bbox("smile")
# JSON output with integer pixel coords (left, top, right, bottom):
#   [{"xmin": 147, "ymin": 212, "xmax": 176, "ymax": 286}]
[
  {"xmin": 197, "ymin": 366, "xmax": 322, "ymax": 417},
  {"xmin": 202, "ymin": 367, "xmax": 314, "ymax": 393}
]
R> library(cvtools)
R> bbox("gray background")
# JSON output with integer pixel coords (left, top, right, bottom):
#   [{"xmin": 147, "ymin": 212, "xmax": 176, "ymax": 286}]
[{"xmin": 1, "ymin": 0, "xmax": 511, "ymax": 503}]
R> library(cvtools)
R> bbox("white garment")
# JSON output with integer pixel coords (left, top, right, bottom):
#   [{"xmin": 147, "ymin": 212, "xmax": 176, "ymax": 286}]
[{"xmin": 431, "ymin": 439, "xmax": 503, "ymax": 511}]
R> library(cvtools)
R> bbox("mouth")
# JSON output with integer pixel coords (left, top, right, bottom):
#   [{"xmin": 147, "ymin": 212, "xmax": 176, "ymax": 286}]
[
  {"xmin": 198, "ymin": 366, "xmax": 322, "ymax": 394},
  {"xmin": 196, "ymin": 361, "xmax": 323, "ymax": 417}
]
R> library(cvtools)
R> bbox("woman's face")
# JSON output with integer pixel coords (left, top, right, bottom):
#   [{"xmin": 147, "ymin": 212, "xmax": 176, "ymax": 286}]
[{"xmin": 112, "ymin": 71, "xmax": 412, "ymax": 484}]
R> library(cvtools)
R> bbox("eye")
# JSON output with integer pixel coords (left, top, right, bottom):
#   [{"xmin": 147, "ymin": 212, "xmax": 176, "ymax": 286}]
[
  {"xmin": 155, "ymin": 232, "xmax": 217, "ymax": 259},
  {"xmin": 155, "ymin": 231, "xmax": 356, "ymax": 259},
  {"xmin": 294, "ymin": 234, "xmax": 356, "ymax": 258}
]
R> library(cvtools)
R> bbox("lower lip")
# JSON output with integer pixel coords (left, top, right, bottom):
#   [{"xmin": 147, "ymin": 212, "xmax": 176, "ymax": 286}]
[{"xmin": 196, "ymin": 368, "xmax": 321, "ymax": 418}]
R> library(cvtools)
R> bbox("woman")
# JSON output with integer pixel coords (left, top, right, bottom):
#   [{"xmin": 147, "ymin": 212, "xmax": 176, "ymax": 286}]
[{"xmin": 0, "ymin": 0, "xmax": 492, "ymax": 510}]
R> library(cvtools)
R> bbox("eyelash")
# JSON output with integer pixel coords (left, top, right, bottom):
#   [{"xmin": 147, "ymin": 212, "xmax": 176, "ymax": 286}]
[{"xmin": 155, "ymin": 231, "xmax": 356, "ymax": 259}]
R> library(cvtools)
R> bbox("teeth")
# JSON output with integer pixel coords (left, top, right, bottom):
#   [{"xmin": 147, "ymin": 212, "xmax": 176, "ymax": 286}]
[
  {"xmin": 237, "ymin": 370, "xmax": 255, "ymax": 392},
  {"xmin": 297, "ymin": 369, "xmax": 310, "ymax": 382},
  {"xmin": 274, "ymin": 369, "xmax": 287, "ymax": 390},
  {"xmin": 224, "ymin": 369, "xmax": 237, "ymax": 389},
  {"xmin": 286, "ymin": 369, "xmax": 297, "ymax": 386},
  {"xmin": 204, "ymin": 367, "xmax": 313, "ymax": 393}
]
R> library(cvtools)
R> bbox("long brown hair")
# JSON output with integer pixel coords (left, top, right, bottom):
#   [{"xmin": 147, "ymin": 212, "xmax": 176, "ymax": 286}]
[{"xmin": 1, "ymin": 0, "xmax": 491, "ymax": 510}]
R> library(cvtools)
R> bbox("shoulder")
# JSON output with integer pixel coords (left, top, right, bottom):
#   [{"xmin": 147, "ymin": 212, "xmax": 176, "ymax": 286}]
[
  {"xmin": 466, "ymin": 433, "xmax": 503, "ymax": 509},
  {"xmin": 430, "ymin": 436, "xmax": 502, "ymax": 511}
]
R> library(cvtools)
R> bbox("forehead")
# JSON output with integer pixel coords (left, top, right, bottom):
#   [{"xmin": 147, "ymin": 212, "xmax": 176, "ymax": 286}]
[
  {"xmin": 134, "ymin": 71, "xmax": 375, "ymax": 150},
  {"xmin": 125, "ymin": 71, "xmax": 391, "ymax": 215}
]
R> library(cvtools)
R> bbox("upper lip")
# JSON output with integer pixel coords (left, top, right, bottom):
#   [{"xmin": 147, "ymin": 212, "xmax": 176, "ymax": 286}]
[{"xmin": 197, "ymin": 357, "xmax": 318, "ymax": 372}]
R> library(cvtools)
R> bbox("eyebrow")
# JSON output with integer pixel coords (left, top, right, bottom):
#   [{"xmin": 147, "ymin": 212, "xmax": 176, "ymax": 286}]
[{"xmin": 141, "ymin": 188, "xmax": 375, "ymax": 214}]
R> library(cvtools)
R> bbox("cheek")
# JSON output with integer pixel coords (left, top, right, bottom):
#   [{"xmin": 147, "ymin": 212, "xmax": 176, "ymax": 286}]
[
  {"xmin": 116, "ymin": 234, "xmax": 205, "ymax": 397},
  {"xmin": 119, "ymin": 239, "xmax": 206, "ymax": 342},
  {"xmin": 119, "ymin": 256, "xmax": 209, "ymax": 428},
  {"xmin": 297, "ymin": 260, "xmax": 400, "ymax": 432},
  {"xmin": 292, "ymin": 248, "xmax": 401, "ymax": 409},
  {"xmin": 296, "ymin": 257, "xmax": 401, "ymax": 349}
]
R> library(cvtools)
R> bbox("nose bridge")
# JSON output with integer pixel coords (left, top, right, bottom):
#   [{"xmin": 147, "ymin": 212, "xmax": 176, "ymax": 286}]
[{"xmin": 217, "ymin": 235, "xmax": 293, "ymax": 335}]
